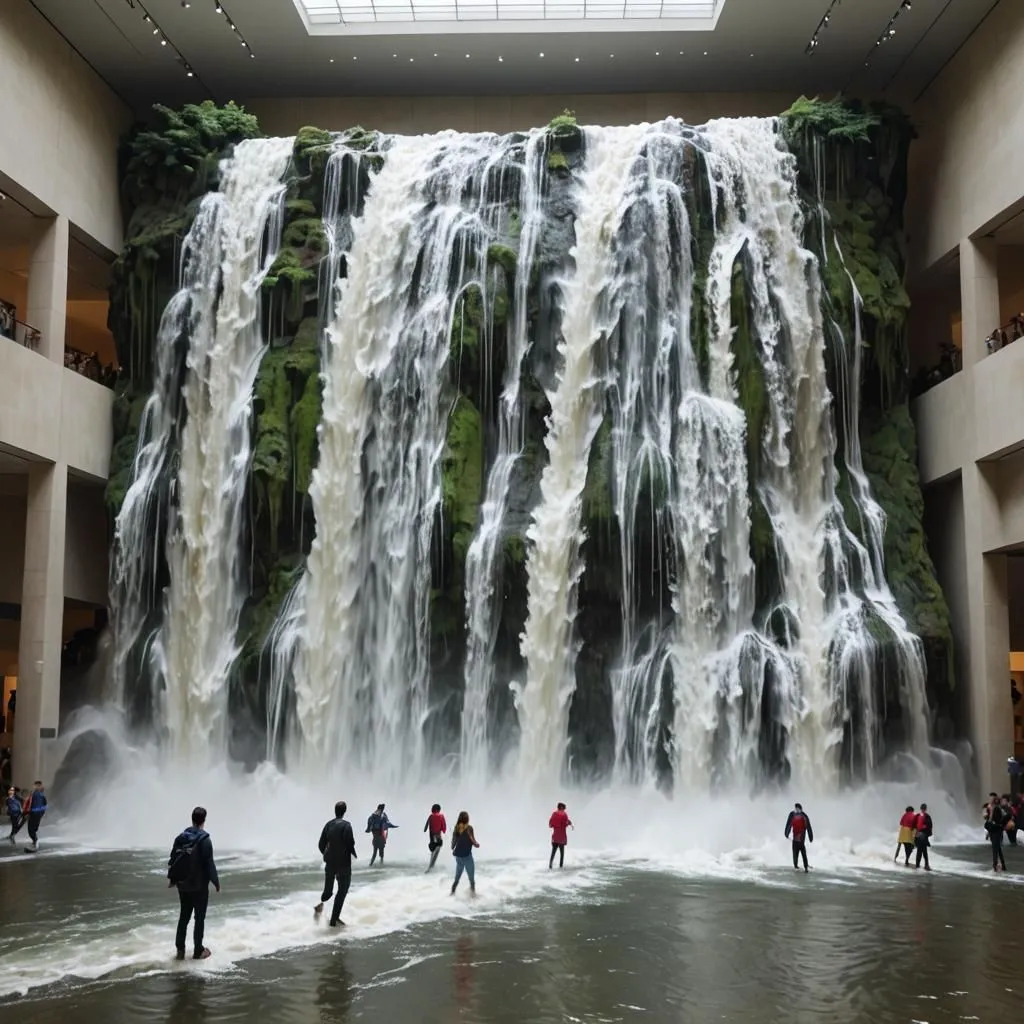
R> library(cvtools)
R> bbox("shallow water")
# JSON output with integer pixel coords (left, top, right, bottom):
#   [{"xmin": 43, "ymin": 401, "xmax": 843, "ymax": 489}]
[{"xmin": 1, "ymin": 819, "xmax": 1022, "ymax": 1024}]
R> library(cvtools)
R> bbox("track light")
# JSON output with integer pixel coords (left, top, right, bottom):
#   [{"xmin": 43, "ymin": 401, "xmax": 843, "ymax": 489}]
[
  {"xmin": 805, "ymin": 0, "xmax": 842, "ymax": 56},
  {"xmin": 181, "ymin": 1, "xmax": 191, "ymax": 8}
]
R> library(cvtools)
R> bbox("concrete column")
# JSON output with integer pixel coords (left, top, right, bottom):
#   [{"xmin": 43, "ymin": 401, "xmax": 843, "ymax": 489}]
[
  {"xmin": 25, "ymin": 214, "xmax": 69, "ymax": 364},
  {"xmin": 959, "ymin": 235, "xmax": 998, "ymax": 370},
  {"xmin": 13, "ymin": 462, "xmax": 67, "ymax": 784},
  {"xmin": 957, "ymin": 236, "xmax": 1012, "ymax": 793}
]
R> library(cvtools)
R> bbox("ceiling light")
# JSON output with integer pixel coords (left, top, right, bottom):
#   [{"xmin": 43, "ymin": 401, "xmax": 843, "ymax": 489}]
[
  {"xmin": 186, "ymin": 70, "xmax": 194, "ymax": 77},
  {"xmin": 215, "ymin": 4, "xmax": 223, "ymax": 12},
  {"xmin": 433, "ymin": 53, "xmax": 438, "ymax": 57},
  {"xmin": 153, "ymin": 27, "xmax": 159, "ymax": 35},
  {"xmin": 249, "ymin": 52, "xmax": 255, "ymax": 58},
  {"xmin": 392, "ymin": 53, "xmax": 397, "ymax": 57},
  {"xmin": 703, "ymin": 50, "xmax": 708, "ymax": 55},
  {"xmin": 655, "ymin": 51, "xmax": 660, "ymax": 56},
  {"xmin": 678, "ymin": 50, "xmax": 684, "ymax": 54},
  {"xmin": 465, "ymin": 53, "xmax": 470, "ymax": 58},
  {"xmin": 352, "ymin": 55, "xmax": 357, "ymax": 60},
  {"xmin": 498, "ymin": 56, "xmax": 503, "ymax": 62},
  {"xmin": 574, "ymin": 56, "xmax": 580, "ymax": 62},
  {"xmin": 143, "ymin": 13, "xmax": 151, "ymax": 21},
  {"xmin": 0, "ymin": 193, "xmax": 7, "ymax": 201},
  {"xmin": 539, "ymin": 52, "xmax": 544, "ymax": 58},
  {"xmin": 161, "ymin": 39, "xmax": 167, "ymax": 46},
  {"xmin": 409, "ymin": 57, "xmax": 414, "ymax": 61},
  {"xmin": 750, "ymin": 53, "xmax": 754, "ymax": 57},
  {"xmin": 902, "ymin": 0, "xmax": 912, "ymax": 8},
  {"xmin": 329, "ymin": 58, "xmax": 334, "ymax": 62},
  {"xmin": 609, "ymin": 53, "xmax": 614, "ymax": 58},
  {"xmin": 181, "ymin": 1, "xmax": 191, "ymax": 7}
]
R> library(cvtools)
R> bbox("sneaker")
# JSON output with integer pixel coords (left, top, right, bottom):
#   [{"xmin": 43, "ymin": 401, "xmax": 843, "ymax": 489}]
[
  {"xmin": 329, "ymin": 919, "xmax": 345, "ymax": 928},
  {"xmin": 470, "ymin": 885, "xmax": 476, "ymax": 897},
  {"xmin": 175, "ymin": 950, "xmax": 186, "ymax": 961},
  {"xmin": 314, "ymin": 903, "xmax": 324, "ymax": 915},
  {"xmin": 193, "ymin": 948, "xmax": 212, "ymax": 960},
  {"xmin": 7, "ymin": 836, "xmax": 13, "ymax": 845},
  {"xmin": 450, "ymin": 885, "xmax": 456, "ymax": 896}
]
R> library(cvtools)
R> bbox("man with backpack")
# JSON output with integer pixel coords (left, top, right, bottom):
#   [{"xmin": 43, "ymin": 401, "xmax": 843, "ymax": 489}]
[
  {"xmin": 784, "ymin": 802, "xmax": 814, "ymax": 872},
  {"xmin": 167, "ymin": 806, "xmax": 220, "ymax": 960},
  {"xmin": 315, "ymin": 800, "xmax": 357, "ymax": 926}
]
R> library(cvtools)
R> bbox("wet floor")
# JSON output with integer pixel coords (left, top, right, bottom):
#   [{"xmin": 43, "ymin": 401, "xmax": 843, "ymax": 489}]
[{"xmin": 1, "ymin": 837, "xmax": 1021, "ymax": 1024}]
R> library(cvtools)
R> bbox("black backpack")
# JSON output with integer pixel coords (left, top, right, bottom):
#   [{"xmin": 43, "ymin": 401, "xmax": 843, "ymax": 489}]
[{"xmin": 167, "ymin": 832, "xmax": 203, "ymax": 886}]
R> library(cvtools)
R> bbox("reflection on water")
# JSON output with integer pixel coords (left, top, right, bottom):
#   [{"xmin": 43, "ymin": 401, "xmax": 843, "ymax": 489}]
[{"xmin": 4, "ymin": 846, "xmax": 1024, "ymax": 1024}]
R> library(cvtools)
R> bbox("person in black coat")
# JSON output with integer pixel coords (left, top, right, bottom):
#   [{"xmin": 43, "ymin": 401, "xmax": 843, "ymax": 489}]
[
  {"xmin": 316, "ymin": 801, "xmax": 357, "ymax": 926},
  {"xmin": 784, "ymin": 803, "xmax": 814, "ymax": 872},
  {"xmin": 168, "ymin": 806, "xmax": 220, "ymax": 960}
]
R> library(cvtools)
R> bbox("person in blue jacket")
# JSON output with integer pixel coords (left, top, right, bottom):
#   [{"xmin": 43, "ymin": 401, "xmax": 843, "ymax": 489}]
[
  {"xmin": 366, "ymin": 803, "xmax": 399, "ymax": 866},
  {"xmin": 6, "ymin": 786, "xmax": 24, "ymax": 843},
  {"xmin": 25, "ymin": 781, "xmax": 47, "ymax": 851}
]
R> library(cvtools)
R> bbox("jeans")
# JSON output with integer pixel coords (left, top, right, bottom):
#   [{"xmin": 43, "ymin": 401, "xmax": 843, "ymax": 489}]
[
  {"xmin": 549, "ymin": 843, "xmax": 565, "ymax": 868},
  {"xmin": 321, "ymin": 866, "xmax": 351, "ymax": 923},
  {"xmin": 370, "ymin": 836, "xmax": 386, "ymax": 865},
  {"xmin": 175, "ymin": 887, "xmax": 210, "ymax": 954},
  {"xmin": 902, "ymin": 842, "xmax": 914, "ymax": 864},
  {"xmin": 26, "ymin": 812, "xmax": 43, "ymax": 843},
  {"xmin": 915, "ymin": 836, "xmax": 930, "ymax": 869},
  {"xmin": 990, "ymin": 834, "xmax": 1006, "ymax": 870},
  {"xmin": 8, "ymin": 814, "xmax": 23, "ymax": 840},
  {"xmin": 792, "ymin": 840, "xmax": 808, "ymax": 870},
  {"xmin": 452, "ymin": 854, "xmax": 475, "ymax": 891}
]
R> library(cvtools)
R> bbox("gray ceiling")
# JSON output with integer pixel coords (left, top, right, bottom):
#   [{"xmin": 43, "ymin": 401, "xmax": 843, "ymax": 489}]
[{"xmin": 31, "ymin": 0, "xmax": 1000, "ymax": 114}]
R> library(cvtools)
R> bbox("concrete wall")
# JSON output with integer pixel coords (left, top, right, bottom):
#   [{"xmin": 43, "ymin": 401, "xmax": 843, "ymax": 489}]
[
  {"xmin": 247, "ymin": 91, "xmax": 794, "ymax": 137},
  {"xmin": 0, "ymin": 477, "xmax": 27, "ymax": 606},
  {"xmin": 907, "ymin": 2, "xmax": 1024, "ymax": 275},
  {"xmin": 0, "ymin": 3, "xmax": 130, "ymax": 254},
  {"xmin": 64, "ymin": 479, "xmax": 108, "ymax": 607},
  {"xmin": 0, "ymin": 338, "xmax": 112, "ymax": 480}
]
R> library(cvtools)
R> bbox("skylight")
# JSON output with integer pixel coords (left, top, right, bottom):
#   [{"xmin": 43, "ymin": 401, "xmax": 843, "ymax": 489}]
[{"xmin": 292, "ymin": 0, "xmax": 724, "ymax": 31}]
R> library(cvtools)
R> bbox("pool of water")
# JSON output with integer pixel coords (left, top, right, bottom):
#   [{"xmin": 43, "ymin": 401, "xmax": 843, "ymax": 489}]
[{"xmin": 1, "ymin": 819, "xmax": 1020, "ymax": 1024}]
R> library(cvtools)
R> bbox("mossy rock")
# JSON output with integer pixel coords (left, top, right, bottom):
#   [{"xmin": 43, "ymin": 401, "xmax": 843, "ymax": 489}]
[
  {"xmin": 582, "ymin": 416, "xmax": 613, "ymax": 528},
  {"xmin": 548, "ymin": 109, "xmax": 582, "ymax": 152},
  {"xmin": 547, "ymin": 151, "xmax": 570, "ymax": 175},
  {"xmin": 487, "ymin": 243, "xmax": 517, "ymax": 279},
  {"xmin": 442, "ymin": 395, "xmax": 484, "ymax": 537},
  {"xmin": 104, "ymin": 434, "xmax": 140, "ymax": 518}
]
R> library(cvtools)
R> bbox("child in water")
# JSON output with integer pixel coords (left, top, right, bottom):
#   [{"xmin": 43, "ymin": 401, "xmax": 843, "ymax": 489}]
[{"xmin": 424, "ymin": 803, "xmax": 447, "ymax": 872}]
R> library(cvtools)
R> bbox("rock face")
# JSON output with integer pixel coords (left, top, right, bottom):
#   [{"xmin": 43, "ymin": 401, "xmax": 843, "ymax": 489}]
[
  {"xmin": 50, "ymin": 730, "xmax": 120, "ymax": 811},
  {"xmin": 106, "ymin": 101, "xmax": 955, "ymax": 776}
]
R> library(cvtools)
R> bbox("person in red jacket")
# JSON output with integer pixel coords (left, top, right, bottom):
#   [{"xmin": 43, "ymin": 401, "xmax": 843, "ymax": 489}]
[
  {"xmin": 424, "ymin": 803, "xmax": 447, "ymax": 872},
  {"xmin": 548, "ymin": 802, "xmax": 573, "ymax": 869},
  {"xmin": 784, "ymin": 802, "xmax": 813, "ymax": 872}
]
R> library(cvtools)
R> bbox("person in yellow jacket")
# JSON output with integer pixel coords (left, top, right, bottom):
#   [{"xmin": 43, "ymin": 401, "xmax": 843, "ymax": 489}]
[{"xmin": 895, "ymin": 805, "xmax": 917, "ymax": 865}]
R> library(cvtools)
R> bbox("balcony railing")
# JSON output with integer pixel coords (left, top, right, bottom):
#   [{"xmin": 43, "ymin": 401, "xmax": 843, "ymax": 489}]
[
  {"xmin": 64, "ymin": 346, "xmax": 118, "ymax": 389},
  {"xmin": 911, "ymin": 342, "xmax": 962, "ymax": 398},
  {"xmin": 984, "ymin": 314, "xmax": 1024, "ymax": 356},
  {"xmin": 0, "ymin": 317, "xmax": 42, "ymax": 352}
]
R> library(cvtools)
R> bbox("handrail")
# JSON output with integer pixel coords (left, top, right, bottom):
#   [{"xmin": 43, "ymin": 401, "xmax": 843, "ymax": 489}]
[
  {"xmin": 0, "ymin": 318, "xmax": 42, "ymax": 352},
  {"xmin": 984, "ymin": 314, "xmax": 1024, "ymax": 355}
]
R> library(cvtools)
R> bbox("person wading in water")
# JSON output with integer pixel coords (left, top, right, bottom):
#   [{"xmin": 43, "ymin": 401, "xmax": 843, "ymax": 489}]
[
  {"xmin": 548, "ymin": 802, "xmax": 573, "ymax": 869},
  {"xmin": 167, "ymin": 806, "xmax": 220, "ymax": 960},
  {"xmin": 784, "ymin": 802, "xmax": 813, "ymax": 872},
  {"xmin": 316, "ymin": 800, "xmax": 358, "ymax": 926},
  {"xmin": 366, "ymin": 803, "xmax": 399, "ymax": 866},
  {"xmin": 450, "ymin": 811, "xmax": 480, "ymax": 896},
  {"xmin": 424, "ymin": 803, "xmax": 447, "ymax": 872},
  {"xmin": 913, "ymin": 803, "xmax": 933, "ymax": 871}
]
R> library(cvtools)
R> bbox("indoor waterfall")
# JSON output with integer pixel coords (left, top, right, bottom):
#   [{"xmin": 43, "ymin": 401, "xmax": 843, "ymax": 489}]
[{"xmin": 110, "ymin": 114, "xmax": 932, "ymax": 790}]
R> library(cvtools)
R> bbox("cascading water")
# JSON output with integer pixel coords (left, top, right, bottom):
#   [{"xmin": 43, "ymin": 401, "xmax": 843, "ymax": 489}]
[
  {"xmin": 515, "ymin": 124, "xmax": 650, "ymax": 787},
  {"xmin": 460, "ymin": 129, "xmax": 547, "ymax": 776},
  {"xmin": 158, "ymin": 137, "xmax": 293, "ymax": 760},
  {"xmin": 112, "ymin": 113, "xmax": 933, "ymax": 793},
  {"xmin": 289, "ymin": 132, "xmax": 522, "ymax": 781}
]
